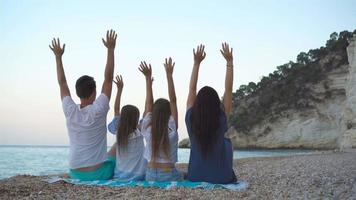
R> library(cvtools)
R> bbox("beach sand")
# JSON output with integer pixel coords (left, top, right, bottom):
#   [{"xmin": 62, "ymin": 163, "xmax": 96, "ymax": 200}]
[{"xmin": 1, "ymin": 150, "xmax": 355, "ymax": 199}]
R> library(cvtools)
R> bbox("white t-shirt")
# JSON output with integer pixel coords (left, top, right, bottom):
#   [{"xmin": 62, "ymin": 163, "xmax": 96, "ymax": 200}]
[
  {"xmin": 62, "ymin": 94, "xmax": 110, "ymax": 169},
  {"xmin": 108, "ymin": 117, "xmax": 147, "ymax": 180},
  {"xmin": 140, "ymin": 113, "xmax": 178, "ymax": 164}
]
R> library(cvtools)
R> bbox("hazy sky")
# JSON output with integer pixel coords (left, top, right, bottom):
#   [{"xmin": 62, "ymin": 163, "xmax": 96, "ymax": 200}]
[{"xmin": 0, "ymin": 0, "xmax": 355, "ymax": 145}]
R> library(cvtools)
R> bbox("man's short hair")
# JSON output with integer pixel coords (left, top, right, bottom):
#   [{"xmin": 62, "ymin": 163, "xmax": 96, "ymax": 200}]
[{"xmin": 75, "ymin": 75, "xmax": 96, "ymax": 99}]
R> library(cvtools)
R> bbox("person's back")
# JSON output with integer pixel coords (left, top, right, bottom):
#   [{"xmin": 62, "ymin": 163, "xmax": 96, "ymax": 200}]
[
  {"xmin": 108, "ymin": 115, "xmax": 147, "ymax": 181},
  {"xmin": 49, "ymin": 30, "xmax": 118, "ymax": 181},
  {"xmin": 115, "ymin": 131, "xmax": 146, "ymax": 180},
  {"xmin": 185, "ymin": 43, "xmax": 236, "ymax": 184},
  {"xmin": 185, "ymin": 106, "xmax": 235, "ymax": 183},
  {"xmin": 139, "ymin": 59, "xmax": 183, "ymax": 182},
  {"xmin": 63, "ymin": 94, "xmax": 109, "ymax": 169}
]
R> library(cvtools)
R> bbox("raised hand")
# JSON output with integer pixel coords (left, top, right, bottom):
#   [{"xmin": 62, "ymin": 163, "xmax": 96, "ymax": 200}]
[
  {"xmin": 193, "ymin": 44, "xmax": 206, "ymax": 64},
  {"xmin": 49, "ymin": 38, "xmax": 65, "ymax": 58},
  {"xmin": 139, "ymin": 61, "xmax": 152, "ymax": 78},
  {"xmin": 164, "ymin": 57, "xmax": 175, "ymax": 75},
  {"xmin": 113, "ymin": 75, "xmax": 124, "ymax": 90},
  {"xmin": 220, "ymin": 42, "xmax": 233, "ymax": 64},
  {"xmin": 102, "ymin": 29, "xmax": 117, "ymax": 50}
]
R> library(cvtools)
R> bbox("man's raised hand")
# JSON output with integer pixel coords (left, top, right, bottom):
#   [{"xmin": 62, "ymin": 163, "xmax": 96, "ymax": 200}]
[
  {"xmin": 193, "ymin": 44, "xmax": 206, "ymax": 64},
  {"xmin": 164, "ymin": 57, "xmax": 175, "ymax": 75},
  {"xmin": 49, "ymin": 38, "xmax": 65, "ymax": 58},
  {"xmin": 102, "ymin": 29, "xmax": 117, "ymax": 50},
  {"xmin": 139, "ymin": 61, "xmax": 152, "ymax": 78},
  {"xmin": 113, "ymin": 75, "xmax": 124, "ymax": 90},
  {"xmin": 220, "ymin": 42, "xmax": 233, "ymax": 64}
]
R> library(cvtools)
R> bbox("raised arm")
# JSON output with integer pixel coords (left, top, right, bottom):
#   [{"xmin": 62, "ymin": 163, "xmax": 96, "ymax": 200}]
[
  {"xmin": 113, "ymin": 75, "xmax": 124, "ymax": 116},
  {"xmin": 49, "ymin": 38, "xmax": 70, "ymax": 100},
  {"xmin": 164, "ymin": 57, "xmax": 178, "ymax": 128},
  {"xmin": 220, "ymin": 42, "xmax": 234, "ymax": 118},
  {"xmin": 139, "ymin": 61, "xmax": 153, "ymax": 116},
  {"xmin": 187, "ymin": 44, "xmax": 206, "ymax": 109},
  {"xmin": 101, "ymin": 29, "xmax": 117, "ymax": 100}
]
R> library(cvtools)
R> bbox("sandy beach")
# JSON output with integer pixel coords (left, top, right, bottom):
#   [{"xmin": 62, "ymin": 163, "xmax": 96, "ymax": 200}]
[{"xmin": 1, "ymin": 150, "xmax": 355, "ymax": 200}]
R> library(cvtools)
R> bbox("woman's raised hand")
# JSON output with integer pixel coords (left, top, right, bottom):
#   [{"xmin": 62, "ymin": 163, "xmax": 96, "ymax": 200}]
[
  {"xmin": 49, "ymin": 38, "xmax": 65, "ymax": 58},
  {"xmin": 139, "ymin": 61, "xmax": 152, "ymax": 78},
  {"xmin": 102, "ymin": 29, "xmax": 117, "ymax": 50},
  {"xmin": 220, "ymin": 42, "xmax": 233, "ymax": 64},
  {"xmin": 193, "ymin": 44, "xmax": 206, "ymax": 64},
  {"xmin": 164, "ymin": 57, "xmax": 175, "ymax": 75}
]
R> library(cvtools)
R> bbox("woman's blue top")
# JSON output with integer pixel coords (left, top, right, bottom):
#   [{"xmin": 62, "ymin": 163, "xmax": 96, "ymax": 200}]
[{"xmin": 185, "ymin": 107, "xmax": 236, "ymax": 184}]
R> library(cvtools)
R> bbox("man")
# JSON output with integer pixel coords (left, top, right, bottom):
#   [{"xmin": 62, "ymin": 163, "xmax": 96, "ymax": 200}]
[{"xmin": 49, "ymin": 30, "xmax": 117, "ymax": 181}]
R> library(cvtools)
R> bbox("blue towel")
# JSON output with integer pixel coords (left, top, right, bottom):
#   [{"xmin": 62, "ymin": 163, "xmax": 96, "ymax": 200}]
[{"xmin": 60, "ymin": 178, "xmax": 248, "ymax": 190}]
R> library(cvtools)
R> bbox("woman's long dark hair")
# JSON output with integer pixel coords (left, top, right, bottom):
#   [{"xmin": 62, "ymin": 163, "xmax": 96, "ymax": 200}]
[
  {"xmin": 117, "ymin": 105, "xmax": 140, "ymax": 154},
  {"xmin": 192, "ymin": 86, "xmax": 221, "ymax": 159},
  {"xmin": 151, "ymin": 98, "xmax": 171, "ymax": 162}
]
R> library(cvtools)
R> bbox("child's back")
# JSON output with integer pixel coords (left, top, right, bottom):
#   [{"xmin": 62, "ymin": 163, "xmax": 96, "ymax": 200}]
[{"xmin": 108, "ymin": 116, "xmax": 147, "ymax": 181}]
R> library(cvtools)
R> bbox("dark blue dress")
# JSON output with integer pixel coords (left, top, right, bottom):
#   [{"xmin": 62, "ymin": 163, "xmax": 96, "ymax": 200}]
[{"xmin": 185, "ymin": 108, "xmax": 237, "ymax": 183}]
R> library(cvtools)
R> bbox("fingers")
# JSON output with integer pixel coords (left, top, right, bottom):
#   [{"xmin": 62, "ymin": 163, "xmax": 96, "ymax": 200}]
[
  {"xmin": 196, "ymin": 44, "xmax": 205, "ymax": 55},
  {"xmin": 221, "ymin": 42, "xmax": 232, "ymax": 53},
  {"xmin": 49, "ymin": 45, "xmax": 54, "ymax": 51},
  {"xmin": 62, "ymin": 44, "xmax": 65, "ymax": 52},
  {"xmin": 139, "ymin": 61, "xmax": 152, "ymax": 76},
  {"xmin": 114, "ymin": 75, "xmax": 123, "ymax": 87}
]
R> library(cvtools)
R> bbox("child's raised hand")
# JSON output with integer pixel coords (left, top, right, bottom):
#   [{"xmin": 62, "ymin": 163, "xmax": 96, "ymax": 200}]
[
  {"xmin": 164, "ymin": 57, "xmax": 175, "ymax": 75},
  {"xmin": 193, "ymin": 44, "xmax": 206, "ymax": 64},
  {"xmin": 220, "ymin": 42, "xmax": 233, "ymax": 63},
  {"xmin": 49, "ymin": 38, "xmax": 65, "ymax": 58},
  {"xmin": 113, "ymin": 75, "xmax": 123, "ymax": 90},
  {"xmin": 102, "ymin": 29, "xmax": 117, "ymax": 50},
  {"xmin": 139, "ymin": 61, "xmax": 152, "ymax": 78}
]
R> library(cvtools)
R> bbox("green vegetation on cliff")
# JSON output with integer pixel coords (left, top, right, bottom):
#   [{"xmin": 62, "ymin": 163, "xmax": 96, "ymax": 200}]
[{"xmin": 230, "ymin": 30, "xmax": 356, "ymax": 134}]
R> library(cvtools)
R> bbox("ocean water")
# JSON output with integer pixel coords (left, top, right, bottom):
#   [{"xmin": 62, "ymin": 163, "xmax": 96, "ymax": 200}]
[{"xmin": 0, "ymin": 146, "xmax": 313, "ymax": 180}]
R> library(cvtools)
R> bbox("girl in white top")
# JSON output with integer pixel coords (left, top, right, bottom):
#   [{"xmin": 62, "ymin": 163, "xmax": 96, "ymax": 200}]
[
  {"xmin": 108, "ymin": 75, "xmax": 147, "ymax": 181},
  {"xmin": 139, "ymin": 59, "xmax": 183, "ymax": 181}
]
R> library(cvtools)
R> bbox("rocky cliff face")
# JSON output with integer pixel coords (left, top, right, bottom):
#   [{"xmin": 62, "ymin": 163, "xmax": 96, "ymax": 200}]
[{"xmin": 226, "ymin": 33, "xmax": 356, "ymax": 149}]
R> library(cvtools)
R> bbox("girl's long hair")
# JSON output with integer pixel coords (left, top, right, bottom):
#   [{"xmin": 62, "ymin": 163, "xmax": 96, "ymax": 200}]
[
  {"xmin": 151, "ymin": 98, "xmax": 171, "ymax": 162},
  {"xmin": 117, "ymin": 105, "xmax": 140, "ymax": 154},
  {"xmin": 192, "ymin": 86, "xmax": 221, "ymax": 159}
]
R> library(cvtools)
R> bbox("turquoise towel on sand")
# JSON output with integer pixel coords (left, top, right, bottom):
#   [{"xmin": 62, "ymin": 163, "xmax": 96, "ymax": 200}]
[{"xmin": 61, "ymin": 178, "xmax": 248, "ymax": 190}]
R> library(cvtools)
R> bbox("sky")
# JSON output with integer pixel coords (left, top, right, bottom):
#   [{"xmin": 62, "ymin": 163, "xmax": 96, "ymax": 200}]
[{"xmin": 0, "ymin": 0, "xmax": 355, "ymax": 145}]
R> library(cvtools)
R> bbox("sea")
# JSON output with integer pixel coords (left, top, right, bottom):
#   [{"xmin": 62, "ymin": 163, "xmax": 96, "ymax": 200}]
[{"xmin": 0, "ymin": 145, "xmax": 313, "ymax": 180}]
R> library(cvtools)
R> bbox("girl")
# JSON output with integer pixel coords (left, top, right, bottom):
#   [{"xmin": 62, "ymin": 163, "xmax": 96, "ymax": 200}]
[
  {"xmin": 185, "ymin": 43, "xmax": 237, "ymax": 183},
  {"xmin": 139, "ymin": 59, "xmax": 183, "ymax": 181},
  {"xmin": 108, "ymin": 75, "xmax": 147, "ymax": 181}
]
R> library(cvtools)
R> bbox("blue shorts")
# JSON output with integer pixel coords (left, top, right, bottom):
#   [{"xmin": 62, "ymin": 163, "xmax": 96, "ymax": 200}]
[
  {"xmin": 69, "ymin": 156, "xmax": 116, "ymax": 181},
  {"xmin": 145, "ymin": 167, "xmax": 183, "ymax": 182}
]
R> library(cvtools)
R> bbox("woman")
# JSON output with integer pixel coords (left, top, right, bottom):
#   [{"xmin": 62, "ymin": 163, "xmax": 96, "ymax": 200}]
[
  {"xmin": 139, "ymin": 59, "xmax": 183, "ymax": 181},
  {"xmin": 108, "ymin": 75, "xmax": 147, "ymax": 181},
  {"xmin": 185, "ymin": 43, "xmax": 237, "ymax": 183}
]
